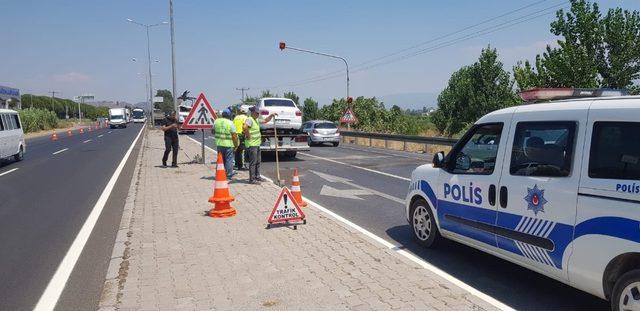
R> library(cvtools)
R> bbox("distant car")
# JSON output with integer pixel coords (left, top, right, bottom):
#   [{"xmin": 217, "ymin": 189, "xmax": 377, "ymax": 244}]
[
  {"xmin": 0, "ymin": 109, "xmax": 25, "ymax": 162},
  {"xmin": 255, "ymin": 98, "xmax": 302, "ymax": 132},
  {"xmin": 178, "ymin": 103, "xmax": 196, "ymax": 135},
  {"xmin": 302, "ymin": 120, "xmax": 340, "ymax": 147}
]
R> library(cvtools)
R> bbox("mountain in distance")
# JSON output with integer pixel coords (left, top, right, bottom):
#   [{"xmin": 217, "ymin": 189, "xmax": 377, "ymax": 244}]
[{"xmin": 377, "ymin": 92, "xmax": 438, "ymax": 111}]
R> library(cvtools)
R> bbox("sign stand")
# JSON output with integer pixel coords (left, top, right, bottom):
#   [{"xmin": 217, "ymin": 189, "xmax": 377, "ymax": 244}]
[
  {"xmin": 266, "ymin": 187, "xmax": 306, "ymax": 230},
  {"xmin": 181, "ymin": 93, "xmax": 217, "ymax": 164}
]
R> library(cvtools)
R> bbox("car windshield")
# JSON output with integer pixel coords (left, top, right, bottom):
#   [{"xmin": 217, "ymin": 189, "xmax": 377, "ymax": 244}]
[
  {"xmin": 315, "ymin": 123, "xmax": 337, "ymax": 129},
  {"xmin": 179, "ymin": 106, "xmax": 191, "ymax": 112},
  {"xmin": 264, "ymin": 99, "xmax": 295, "ymax": 107}
]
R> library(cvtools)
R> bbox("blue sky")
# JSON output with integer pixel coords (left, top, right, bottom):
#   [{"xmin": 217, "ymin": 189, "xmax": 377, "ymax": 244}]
[{"xmin": 2, "ymin": 0, "xmax": 639, "ymax": 109}]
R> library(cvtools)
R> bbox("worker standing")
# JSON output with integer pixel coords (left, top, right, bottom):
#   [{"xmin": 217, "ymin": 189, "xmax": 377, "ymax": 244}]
[
  {"xmin": 233, "ymin": 106, "xmax": 248, "ymax": 171},
  {"xmin": 213, "ymin": 108, "xmax": 239, "ymax": 179},
  {"xmin": 244, "ymin": 106, "xmax": 277, "ymax": 184},
  {"xmin": 161, "ymin": 111, "xmax": 179, "ymax": 167}
]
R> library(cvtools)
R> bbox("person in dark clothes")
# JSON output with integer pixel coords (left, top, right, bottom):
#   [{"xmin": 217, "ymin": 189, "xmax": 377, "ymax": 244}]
[{"xmin": 161, "ymin": 111, "xmax": 179, "ymax": 167}]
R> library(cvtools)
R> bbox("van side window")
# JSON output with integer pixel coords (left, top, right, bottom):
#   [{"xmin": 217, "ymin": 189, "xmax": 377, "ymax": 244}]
[
  {"xmin": 589, "ymin": 122, "xmax": 640, "ymax": 180},
  {"xmin": 0, "ymin": 114, "xmax": 5, "ymax": 131},
  {"xmin": 448, "ymin": 123, "xmax": 503, "ymax": 175},
  {"xmin": 510, "ymin": 121, "xmax": 576, "ymax": 177},
  {"xmin": 2, "ymin": 114, "xmax": 12, "ymax": 130},
  {"xmin": 13, "ymin": 114, "xmax": 21, "ymax": 129}
]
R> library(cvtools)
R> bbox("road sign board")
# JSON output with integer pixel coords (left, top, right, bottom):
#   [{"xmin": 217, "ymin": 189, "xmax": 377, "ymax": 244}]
[
  {"xmin": 267, "ymin": 187, "xmax": 305, "ymax": 224},
  {"xmin": 181, "ymin": 93, "xmax": 218, "ymax": 129},
  {"xmin": 339, "ymin": 107, "xmax": 357, "ymax": 124}
]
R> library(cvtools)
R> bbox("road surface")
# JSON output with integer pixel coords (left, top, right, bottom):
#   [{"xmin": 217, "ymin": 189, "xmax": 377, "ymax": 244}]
[{"xmin": 0, "ymin": 124, "xmax": 144, "ymax": 311}]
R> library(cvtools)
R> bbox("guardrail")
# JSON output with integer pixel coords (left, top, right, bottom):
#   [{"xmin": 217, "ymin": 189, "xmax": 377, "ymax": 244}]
[{"xmin": 339, "ymin": 130, "xmax": 457, "ymax": 154}]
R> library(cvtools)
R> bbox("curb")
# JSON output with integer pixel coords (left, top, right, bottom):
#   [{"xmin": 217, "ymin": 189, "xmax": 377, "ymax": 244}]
[{"xmin": 97, "ymin": 130, "xmax": 147, "ymax": 310}]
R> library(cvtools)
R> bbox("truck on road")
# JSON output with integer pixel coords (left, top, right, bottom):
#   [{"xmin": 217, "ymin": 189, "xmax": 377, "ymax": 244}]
[{"xmin": 108, "ymin": 108, "xmax": 127, "ymax": 128}]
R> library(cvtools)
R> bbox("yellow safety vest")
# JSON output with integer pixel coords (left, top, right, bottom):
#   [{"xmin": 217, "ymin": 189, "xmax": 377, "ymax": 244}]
[
  {"xmin": 233, "ymin": 114, "xmax": 248, "ymax": 135},
  {"xmin": 245, "ymin": 117, "xmax": 261, "ymax": 147},
  {"xmin": 214, "ymin": 118, "xmax": 234, "ymax": 148}
]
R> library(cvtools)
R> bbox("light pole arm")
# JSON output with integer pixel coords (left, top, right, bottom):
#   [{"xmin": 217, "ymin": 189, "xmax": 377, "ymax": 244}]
[{"xmin": 283, "ymin": 46, "xmax": 349, "ymax": 99}]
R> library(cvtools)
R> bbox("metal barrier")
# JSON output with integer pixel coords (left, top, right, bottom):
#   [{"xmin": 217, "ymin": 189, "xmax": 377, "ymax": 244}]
[{"xmin": 339, "ymin": 130, "xmax": 457, "ymax": 153}]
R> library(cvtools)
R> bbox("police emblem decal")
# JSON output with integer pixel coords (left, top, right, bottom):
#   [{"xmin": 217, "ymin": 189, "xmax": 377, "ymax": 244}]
[{"xmin": 524, "ymin": 184, "xmax": 548, "ymax": 215}]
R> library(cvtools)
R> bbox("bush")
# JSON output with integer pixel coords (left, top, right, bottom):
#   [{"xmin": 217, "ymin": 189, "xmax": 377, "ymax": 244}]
[{"xmin": 18, "ymin": 108, "xmax": 59, "ymax": 133}]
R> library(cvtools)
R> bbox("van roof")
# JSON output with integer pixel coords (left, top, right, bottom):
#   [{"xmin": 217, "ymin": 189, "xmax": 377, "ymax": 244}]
[{"xmin": 478, "ymin": 95, "xmax": 640, "ymax": 123}]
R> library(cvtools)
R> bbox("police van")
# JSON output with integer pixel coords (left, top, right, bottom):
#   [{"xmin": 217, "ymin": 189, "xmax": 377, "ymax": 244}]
[{"xmin": 405, "ymin": 88, "xmax": 639, "ymax": 310}]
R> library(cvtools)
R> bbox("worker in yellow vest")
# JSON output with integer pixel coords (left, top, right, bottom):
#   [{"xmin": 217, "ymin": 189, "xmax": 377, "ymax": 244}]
[
  {"xmin": 232, "ymin": 106, "xmax": 248, "ymax": 171},
  {"xmin": 213, "ymin": 108, "xmax": 239, "ymax": 178},
  {"xmin": 244, "ymin": 106, "xmax": 277, "ymax": 184}
]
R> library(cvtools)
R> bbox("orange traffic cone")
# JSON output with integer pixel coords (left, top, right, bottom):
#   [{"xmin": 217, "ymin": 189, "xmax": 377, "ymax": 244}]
[
  {"xmin": 51, "ymin": 132, "xmax": 59, "ymax": 141},
  {"xmin": 79, "ymin": 128, "xmax": 84, "ymax": 134},
  {"xmin": 291, "ymin": 168, "xmax": 307, "ymax": 207},
  {"xmin": 88, "ymin": 126, "xmax": 92, "ymax": 132},
  {"xmin": 67, "ymin": 129, "xmax": 72, "ymax": 137},
  {"xmin": 208, "ymin": 152, "xmax": 236, "ymax": 218}
]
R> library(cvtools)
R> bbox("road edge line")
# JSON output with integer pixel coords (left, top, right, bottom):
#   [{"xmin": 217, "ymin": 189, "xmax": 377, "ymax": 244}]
[
  {"xmin": 300, "ymin": 152, "xmax": 411, "ymax": 181},
  {"xmin": 34, "ymin": 126, "xmax": 145, "ymax": 311},
  {"xmin": 0, "ymin": 168, "xmax": 19, "ymax": 177}
]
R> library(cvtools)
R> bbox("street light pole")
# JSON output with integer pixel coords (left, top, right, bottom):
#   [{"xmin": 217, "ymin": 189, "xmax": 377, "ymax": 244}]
[
  {"xmin": 278, "ymin": 42, "xmax": 350, "ymax": 101},
  {"xmin": 169, "ymin": 0, "xmax": 179, "ymax": 117}
]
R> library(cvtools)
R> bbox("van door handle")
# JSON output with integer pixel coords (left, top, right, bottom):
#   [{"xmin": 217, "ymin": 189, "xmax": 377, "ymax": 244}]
[
  {"xmin": 499, "ymin": 186, "xmax": 508, "ymax": 208},
  {"xmin": 488, "ymin": 185, "xmax": 496, "ymax": 206}
]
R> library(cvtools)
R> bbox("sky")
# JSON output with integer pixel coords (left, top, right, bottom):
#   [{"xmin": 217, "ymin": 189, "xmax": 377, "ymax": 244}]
[{"xmin": 3, "ymin": 0, "xmax": 639, "ymax": 110}]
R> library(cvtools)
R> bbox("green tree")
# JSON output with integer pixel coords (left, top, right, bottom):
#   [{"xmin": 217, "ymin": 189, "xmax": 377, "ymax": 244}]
[
  {"xmin": 514, "ymin": 0, "xmax": 640, "ymax": 91},
  {"xmin": 155, "ymin": 89, "xmax": 174, "ymax": 114},
  {"xmin": 283, "ymin": 91, "xmax": 300, "ymax": 105},
  {"xmin": 302, "ymin": 98, "xmax": 319, "ymax": 121},
  {"xmin": 436, "ymin": 46, "xmax": 518, "ymax": 136},
  {"xmin": 260, "ymin": 90, "xmax": 275, "ymax": 98}
]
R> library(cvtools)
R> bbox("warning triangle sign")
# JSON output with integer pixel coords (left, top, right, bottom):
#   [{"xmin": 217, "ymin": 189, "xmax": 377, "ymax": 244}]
[
  {"xmin": 267, "ymin": 187, "xmax": 306, "ymax": 224},
  {"xmin": 339, "ymin": 107, "xmax": 357, "ymax": 124},
  {"xmin": 181, "ymin": 93, "xmax": 218, "ymax": 129}
]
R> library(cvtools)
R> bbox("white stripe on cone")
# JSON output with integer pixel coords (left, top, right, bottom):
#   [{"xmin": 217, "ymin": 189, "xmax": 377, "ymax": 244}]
[
  {"xmin": 217, "ymin": 164, "xmax": 225, "ymax": 171},
  {"xmin": 293, "ymin": 176, "xmax": 299, "ymax": 182},
  {"xmin": 291, "ymin": 185, "xmax": 301, "ymax": 191},
  {"xmin": 215, "ymin": 181, "xmax": 228, "ymax": 189}
]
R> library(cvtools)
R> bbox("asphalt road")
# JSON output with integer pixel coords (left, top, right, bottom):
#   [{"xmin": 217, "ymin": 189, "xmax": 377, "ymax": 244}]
[
  {"xmin": 197, "ymin": 130, "xmax": 608, "ymax": 311},
  {"xmin": 0, "ymin": 123, "xmax": 144, "ymax": 311}
]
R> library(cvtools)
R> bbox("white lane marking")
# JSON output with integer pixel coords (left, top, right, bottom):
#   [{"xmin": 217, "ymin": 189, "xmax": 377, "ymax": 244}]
[
  {"xmin": 311, "ymin": 170, "xmax": 405, "ymax": 204},
  {"xmin": 52, "ymin": 148, "xmax": 68, "ymax": 155},
  {"xmin": 34, "ymin": 125, "xmax": 145, "ymax": 311},
  {"xmin": 98, "ymin": 134, "xmax": 104, "ymax": 138},
  {"xmin": 108, "ymin": 131, "xmax": 112, "ymax": 134},
  {"xmin": 304, "ymin": 194, "xmax": 513, "ymax": 311},
  {"xmin": 339, "ymin": 144, "xmax": 428, "ymax": 160},
  {"xmin": 300, "ymin": 152, "xmax": 411, "ymax": 181},
  {"xmin": 0, "ymin": 168, "xmax": 19, "ymax": 177},
  {"xmin": 83, "ymin": 139, "xmax": 92, "ymax": 143}
]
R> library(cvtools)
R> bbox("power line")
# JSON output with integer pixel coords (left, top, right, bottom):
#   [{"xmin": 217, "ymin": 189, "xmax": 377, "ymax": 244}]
[{"xmin": 262, "ymin": 0, "xmax": 567, "ymax": 90}]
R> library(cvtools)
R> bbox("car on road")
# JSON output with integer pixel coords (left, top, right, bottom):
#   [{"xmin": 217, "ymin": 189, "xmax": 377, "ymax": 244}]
[
  {"xmin": 0, "ymin": 109, "xmax": 25, "ymax": 162},
  {"xmin": 178, "ymin": 103, "xmax": 196, "ymax": 135},
  {"xmin": 302, "ymin": 120, "xmax": 340, "ymax": 146},
  {"xmin": 255, "ymin": 97, "xmax": 302, "ymax": 132},
  {"xmin": 405, "ymin": 88, "xmax": 640, "ymax": 310},
  {"xmin": 109, "ymin": 108, "xmax": 127, "ymax": 128}
]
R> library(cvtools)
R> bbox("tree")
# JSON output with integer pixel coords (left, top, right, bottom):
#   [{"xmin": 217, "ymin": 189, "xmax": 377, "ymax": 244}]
[
  {"xmin": 283, "ymin": 91, "xmax": 300, "ymax": 105},
  {"xmin": 155, "ymin": 89, "xmax": 174, "ymax": 114},
  {"xmin": 302, "ymin": 98, "xmax": 319, "ymax": 121},
  {"xmin": 514, "ymin": 0, "xmax": 640, "ymax": 91},
  {"xmin": 436, "ymin": 46, "xmax": 518, "ymax": 136},
  {"xmin": 260, "ymin": 90, "xmax": 275, "ymax": 98}
]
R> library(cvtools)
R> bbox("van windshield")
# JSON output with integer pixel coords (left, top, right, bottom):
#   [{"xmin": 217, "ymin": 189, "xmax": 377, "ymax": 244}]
[{"xmin": 110, "ymin": 115, "xmax": 123, "ymax": 120}]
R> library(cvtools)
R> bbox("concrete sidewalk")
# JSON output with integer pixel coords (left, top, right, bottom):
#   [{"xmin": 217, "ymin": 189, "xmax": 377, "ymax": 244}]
[{"xmin": 98, "ymin": 130, "xmax": 497, "ymax": 311}]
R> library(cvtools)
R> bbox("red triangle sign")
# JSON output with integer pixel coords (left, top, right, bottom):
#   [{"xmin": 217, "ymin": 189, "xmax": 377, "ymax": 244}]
[
  {"xmin": 181, "ymin": 93, "xmax": 218, "ymax": 129},
  {"xmin": 339, "ymin": 107, "xmax": 357, "ymax": 124},
  {"xmin": 267, "ymin": 187, "xmax": 306, "ymax": 224}
]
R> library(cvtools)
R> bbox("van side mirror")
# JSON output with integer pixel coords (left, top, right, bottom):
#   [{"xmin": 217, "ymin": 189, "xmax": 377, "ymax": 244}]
[{"xmin": 432, "ymin": 151, "xmax": 446, "ymax": 168}]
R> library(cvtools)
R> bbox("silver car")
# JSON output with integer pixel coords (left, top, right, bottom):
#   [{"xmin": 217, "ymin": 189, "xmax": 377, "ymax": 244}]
[{"xmin": 302, "ymin": 120, "xmax": 340, "ymax": 147}]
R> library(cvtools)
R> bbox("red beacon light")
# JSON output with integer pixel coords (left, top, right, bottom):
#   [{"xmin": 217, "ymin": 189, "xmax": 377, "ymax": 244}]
[{"xmin": 519, "ymin": 88, "xmax": 627, "ymax": 103}]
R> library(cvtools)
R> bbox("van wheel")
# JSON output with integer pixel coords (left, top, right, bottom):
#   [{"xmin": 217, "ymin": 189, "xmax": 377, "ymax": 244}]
[
  {"xmin": 410, "ymin": 198, "xmax": 440, "ymax": 248},
  {"xmin": 332, "ymin": 142, "xmax": 339, "ymax": 147},
  {"xmin": 611, "ymin": 269, "xmax": 640, "ymax": 311},
  {"xmin": 14, "ymin": 147, "xmax": 24, "ymax": 162}
]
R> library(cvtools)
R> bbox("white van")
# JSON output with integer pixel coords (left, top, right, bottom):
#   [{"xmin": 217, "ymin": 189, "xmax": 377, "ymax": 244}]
[
  {"xmin": 109, "ymin": 108, "xmax": 127, "ymax": 128},
  {"xmin": 405, "ymin": 88, "xmax": 640, "ymax": 310},
  {"xmin": 0, "ymin": 109, "xmax": 25, "ymax": 161}
]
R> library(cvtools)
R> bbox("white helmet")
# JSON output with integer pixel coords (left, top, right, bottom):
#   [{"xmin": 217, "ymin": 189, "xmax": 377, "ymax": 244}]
[{"xmin": 240, "ymin": 105, "xmax": 250, "ymax": 114}]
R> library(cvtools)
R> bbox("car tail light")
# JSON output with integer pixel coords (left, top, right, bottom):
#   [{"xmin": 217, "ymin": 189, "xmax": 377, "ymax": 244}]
[
  {"xmin": 294, "ymin": 135, "xmax": 307, "ymax": 142},
  {"xmin": 260, "ymin": 110, "xmax": 269, "ymax": 116},
  {"xmin": 295, "ymin": 110, "xmax": 302, "ymax": 116}
]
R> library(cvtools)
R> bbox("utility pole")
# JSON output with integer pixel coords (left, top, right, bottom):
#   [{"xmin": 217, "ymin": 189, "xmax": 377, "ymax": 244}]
[
  {"xmin": 49, "ymin": 91, "xmax": 59, "ymax": 112},
  {"xmin": 169, "ymin": 0, "xmax": 179, "ymax": 117},
  {"xmin": 236, "ymin": 87, "xmax": 249, "ymax": 103}
]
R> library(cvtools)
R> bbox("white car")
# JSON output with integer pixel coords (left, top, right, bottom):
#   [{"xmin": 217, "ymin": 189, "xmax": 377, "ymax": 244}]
[
  {"xmin": 0, "ymin": 109, "xmax": 25, "ymax": 162},
  {"xmin": 405, "ymin": 88, "xmax": 640, "ymax": 310},
  {"xmin": 255, "ymin": 98, "xmax": 302, "ymax": 131}
]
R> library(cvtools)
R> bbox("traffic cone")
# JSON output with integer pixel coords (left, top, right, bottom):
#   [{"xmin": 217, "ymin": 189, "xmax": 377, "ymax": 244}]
[
  {"xmin": 79, "ymin": 128, "xmax": 84, "ymax": 134},
  {"xmin": 291, "ymin": 168, "xmax": 307, "ymax": 207},
  {"xmin": 208, "ymin": 152, "xmax": 236, "ymax": 218},
  {"xmin": 88, "ymin": 126, "xmax": 92, "ymax": 132},
  {"xmin": 67, "ymin": 129, "xmax": 72, "ymax": 137},
  {"xmin": 51, "ymin": 132, "xmax": 59, "ymax": 141}
]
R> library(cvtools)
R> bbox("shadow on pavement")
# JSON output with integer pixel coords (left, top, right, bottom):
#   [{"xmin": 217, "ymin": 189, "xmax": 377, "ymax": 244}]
[{"xmin": 384, "ymin": 225, "xmax": 608, "ymax": 311}]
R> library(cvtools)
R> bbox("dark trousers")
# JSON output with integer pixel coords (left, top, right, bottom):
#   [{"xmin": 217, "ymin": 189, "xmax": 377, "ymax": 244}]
[
  {"xmin": 235, "ymin": 137, "xmax": 246, "ymax": 169},
  {"xmin": 162, "ymin": 136, "xmax": 179, "ymax": 165},
  {"xmin": 247, "ymin": 146, "xmax": 261, "ymax": 181}
]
